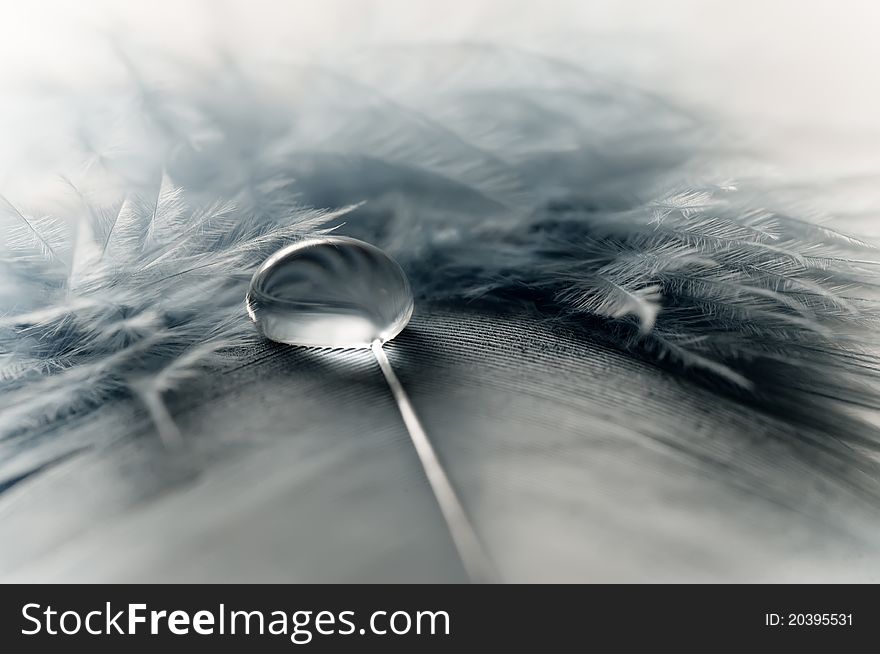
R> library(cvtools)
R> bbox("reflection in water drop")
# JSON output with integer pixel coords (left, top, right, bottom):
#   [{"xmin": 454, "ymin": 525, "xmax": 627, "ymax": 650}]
[{"xmin": 246, "ymin": 236, "xmax": 413, "ymax": 349}]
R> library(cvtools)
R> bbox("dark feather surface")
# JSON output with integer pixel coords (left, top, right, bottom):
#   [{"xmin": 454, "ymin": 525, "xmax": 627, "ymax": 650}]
[{"xmin": 1, "ymin": 20, "xmax": 879, "ymax": 581}]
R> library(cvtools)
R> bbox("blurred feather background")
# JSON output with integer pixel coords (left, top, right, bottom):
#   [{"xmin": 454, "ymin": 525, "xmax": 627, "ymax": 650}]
[{"xmin": 1, "ymin": 0, "xmax": 879, "ymax": 582}]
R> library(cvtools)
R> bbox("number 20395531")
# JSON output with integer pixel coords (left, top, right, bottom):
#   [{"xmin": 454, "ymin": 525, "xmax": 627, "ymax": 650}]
[{"xmin": 765, "ymin": 613, "xmax": 852, "ymax": 627}]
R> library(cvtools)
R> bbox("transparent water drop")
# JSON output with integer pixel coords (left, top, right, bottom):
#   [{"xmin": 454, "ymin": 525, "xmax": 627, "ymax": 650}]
[{"xmin": 246, "ymin": 236, "xmax": 414, "ymax": 348}]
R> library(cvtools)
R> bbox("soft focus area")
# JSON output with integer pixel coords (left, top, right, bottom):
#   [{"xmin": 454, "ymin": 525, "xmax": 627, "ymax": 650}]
[{"xmin": 1, "ymin": 1, "xmax": 879, "ymax": 582}]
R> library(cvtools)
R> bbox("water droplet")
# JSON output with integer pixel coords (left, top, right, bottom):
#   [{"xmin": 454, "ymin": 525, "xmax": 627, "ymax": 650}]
[{"xmin": 246, "ymin": 236, "xmax": 414, "ymax": 349}]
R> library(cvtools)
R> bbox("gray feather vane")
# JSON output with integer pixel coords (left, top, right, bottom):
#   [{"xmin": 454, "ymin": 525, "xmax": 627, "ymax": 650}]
[{"xmin": 2, "ymin": 43, "xmax": 879, "ymax": 455}]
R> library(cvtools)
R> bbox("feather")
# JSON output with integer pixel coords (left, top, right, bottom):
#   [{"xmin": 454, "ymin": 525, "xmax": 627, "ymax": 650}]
[
  {"xmin": 144, "ymin": 173, "xmax": 188, "ymax": 247},
  {"xmin": 1, "ymin": 195, "xmax": 68, "ymax": 265},
  {"xmin": 1, "ymin": 35, "xmax": 879, "ymax": 583},
  {"xmin": 557, "ymin": 277, "xmax": 662, "ymax": 334},
  {"xmin": 2, "ymin": 46, "xmax": 878, "ymax": 449},
  {"xmin": 0, "ymin": 173, "xmax": 342, "ymax": 439}
]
